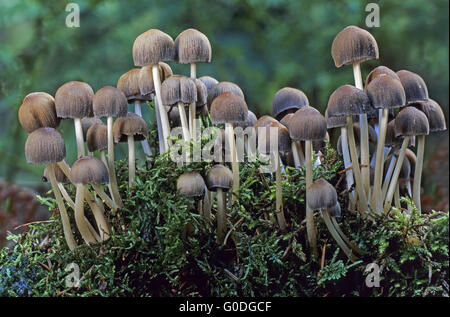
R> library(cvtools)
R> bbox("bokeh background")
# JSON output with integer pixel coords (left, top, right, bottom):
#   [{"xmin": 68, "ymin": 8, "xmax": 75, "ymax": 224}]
[{"xmin": 0, "ymin": 0, "xmax": 448, "ymax": 245}]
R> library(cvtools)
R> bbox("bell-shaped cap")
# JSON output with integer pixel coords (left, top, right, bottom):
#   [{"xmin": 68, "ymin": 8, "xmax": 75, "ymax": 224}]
[
  {"xmin": 55, "ymin": 81, "xmax": 94, "ymax": 118},
  {"xmin": 81, "ymin": 117, "xmax": 103, "ymax": 141},
  {"xmin": 174, "ymin": 28, "xmax": 211, "ymax": 64},
  {"xmin": 132, "ymin": 29, "xmax": 175, "ymax": 66},
  {"xmin": 70, "ymin": 156, "xmax": 109, "ymax": 185},
  {"xmin": 117, "ymin": 68, "xmax": 151, "ymax": 102},
  {"xmin": 331, "ymin": 25, "xmax": 379, "ymax": 68},
  {"xmin": 325, "ymin": 108, "xmax": 347, "ymax": 129},
  {"xmin": 257, "ymin": 121, "xmax": 291, "ymax": 154},
  {"xmin": 289, "ymin": 106, "xmax": 327, "ymax": 141},
  {"xmin": 397, "ymin": 70, "xmax": 428, "ymax": 104},
  {"xmin": 25, "ymin": 127, "xmax": 66, "ymax": 165},
  {"xmin": 385, "ymin": 119, "xmax": 403, "ymax": 147},
  {"xmin": 161, "ymin": 75, "xmax": 197, "ymax": 106},
  {"xmin": 395, "ymin": 106, "xmax": 429, "ymax": 137},
  {"xmin": 18, "ymin": 92, "xmax": 60, "ymax": 133},
  {"xmin": 93, "ymin": 86, "xmax": 128, "ymax": 118},
  {"xmin": 113, "ymin": 112, "xmax": 148, "ymax": 143},
  {"xmin": 254, "ymin": 115, "xmax": 278, "ymax": 130},
  {"xmin": 177, "ymin": 171, "xmax": 205, "ymax": 198},
  {"xmin": 86, "ymin": 123, "xmax": 108, "ymax": 152},
  {"xmin": 43, "ymin": 163, "xmax": 68, "ymax": 184},
  {"xmin": 194, "ymin": 78, "xmax": 207, "ymax": 108},
  {"xmin": 327, "ymin": 85, "xmax": 372, "ymax": 117},
  {"xmin": 236, "ymin": 110, "xmax": 257, "ymax": 129},
  {"xmin": 272, "ymin": 87, "xmax": 309, "ymax": 120},
  {"xmin": 210, "ymin": 92, "xmax": 248, "ymax": 124},
  {"xmin": 207, "ymin": 81, "xmax": 244, "ymax": 107},
  {"xmin": 206, "ymin": 164, "xmax": 233, "ymax": 192},
  {"xmin": 413, "ymin": 99, "xmax": 446, "ymax": 133},
  {"xmin": 365, "ymin": 65, "xmax": 400, "ymax": 89},
  {"xmin": 307, "ymin": 178, "xmax": 338, "ymax": 210},
  {"xmin": 366, "ymin": 75, "xmax": 405, "ymax": 109},
  {"xmin": 198, "ymin": 76, "xmax": 219, "ymax": 94},
  {"xmin": 279, "ymin": 113, "xmax": 294, "ymax": 129}
]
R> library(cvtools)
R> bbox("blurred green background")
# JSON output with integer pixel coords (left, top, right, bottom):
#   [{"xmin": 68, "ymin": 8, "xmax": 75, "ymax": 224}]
[{"xmin": 0, "ymin": 0, "xmax": 448, "ymax": 209}]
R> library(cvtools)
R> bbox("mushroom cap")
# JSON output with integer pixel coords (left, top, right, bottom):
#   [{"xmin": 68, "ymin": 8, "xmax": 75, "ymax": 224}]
[
  {"xmin": 331, "ymin": 25, "xmax": 379, "ymax": 68},
  {"xmin": 93, "ymin": 86, "xmax": 128, "ymax": 118},
  {"xmin": 366, "ymin": 75, "xmax": 406, "ymax": 109},
  {"xmin": 43, "ymin": 163, "xmax": 68, "ymax": 184},
  {"xmin": 210, "ymin": 92, "xmax": 248, "ymax": 124},
  {"xmin": 132, "ymin": 29, "xmax": 175, "ymax": 66},
  {"xmin": 207, "ymin": 81, "xmax": 244, "ymax": 107},
  {"xmin": 395, "ymin": 106, "xmax": 429, "ymax": 137},
  {"xmin": 325, "ymin": 108, "xmax": 347, "ymax": 129},
  {"xmin": 86, "ymin": 123, "xmax": 108, "ymax": 152},
  {"xmin": 412, "ymin": 99, "xmax": 446, "ymax": 133},
  {"xmin": 117, "ymin": 68, "xmax": 152, "ymax": 102},
  {"xmin": 280, "ymin": 113, "xmax": 294, "ymax": 129},
  {"xmin": 81, "ymin": 117, "xmax": 103, "ymax": 141},
  {"xmin": 138, "ymin": 62, "xmax": 173, "ymax": 98},
  {"xmin": 55, "ymin": 81, "xmax": 94, "ymax": 118},
  {"xmin": 328, "ymin": 202, "xmax": 341, "ymax": 218},
  {"xmin": 18, "ymin": 92, "xmax": 60, "ymax": 133},
  {"xmin": 272, "ymin": 87, "xmax": 309, "ymax": 120},
  {"xmin": 70, "ymin": 156, "xmax": 109, "ymax": 185},
  {"xmin": 161, "ymin": 75, "xmax": 197, "ymax": 106},
  {"xmin": 25, "ymin": 127, "xmax": 66, "ymax": 165},
  {"xmin": 198, "ymin": 76, "xmax": 219, "ymax": 93},
  {"xmin": 385, "ymin": 119, "xmax": 403, "ymax": 147},
  {"xmin": 327, "ymin": 85, "xmax": 372, "ymax": 116},
  {"xmin": 177, "ymin": 171, "xmax": 206, "ymax": 198},
  {"xmin": 257, "ymin": 121, "xmax": 291, "ymax": 154},
  {"xmin": 307, "ymin": 178, "xmax": 338, "ymax": 210},
  {"xmin": 253, "ymin": 115, "xmax": 278, "ymax": 129},
  {"xmin": 235, "ymin": 110, "xmax": 257, "ymax": 129},
  {"xmin": 174, "ymin": 28, "xmax": 212, "ymax": 64},
  {"xmin": 113, "ymin": 112, "xmax": 148, "ymax": 143},
  {"xmin": 397, "ymin": 70, "xmax": 428, "ymax": 104},
  {"xmin": 289, "ymin": 106, "xmax": 327, "ymax": 141},
  {"xmin": 364, "ymin": 65, "xmax": 400, "ymax": 88},
  {"xmin": 194, "ymin": 78, "xmax": 208, "ymax": 108},
  {"xmin": 205, "ymin": 164, "xmax": 233, "ymax": 192}
]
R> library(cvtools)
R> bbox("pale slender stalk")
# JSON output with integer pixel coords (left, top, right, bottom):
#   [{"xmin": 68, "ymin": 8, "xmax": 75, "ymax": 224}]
[
  {"xmin": 134, "ymin": 101, "xmax": 153, "ymax": 157},
  {"xmin": 203, "ymin": 186, "xmax": 211, "ymax": 220},
  {"xmin": 216, "ymin": 188, "xmax": 226, "ymax": 245},
  {"xmin": 189, "ymin": 64, "xmax": 197, "ymax": 139},
  {"xmin": 154, "ymin": 100, "xmax": 165, "ymax": 154},
  {"xmin": 177, "ymin": 103, "xmax": 191, "ymax": 164},
  {"xmin": 226, "ymin": 123, "xmax": 239, "ymax": 201},
  {"xmin": 91, "ymin": 184, "xmax": 118, "ymax": 211},
  {"xmin": 128, "ymin": 135, "xmax": 136, "ymax": 188},
  {"xmin": 322, "ymin": 210, "xmax": 357, "ymax": 261},
  {"xmin": 296, "ymin": 141, "xmax": 305, "ymax": 165},
  {"xmin": 74, "ymin": 184, "xmax": 97, "ymax": 244},
  {"xmin": 372, "ymin": 108, "xmax": 389, "ymax": 213},
  {"xmin": 305, "ymin": 140, "xmax": 318, "ymax": 259},
  {"xmin": 74, "ymin": 118, "xmax": 85, "ymax": 158},
  {"xmin": 274, "ymin": 151, "xmax": 287, "ymax": 230},
  {"xmin": 394, "ymin": 183, "xmax": 401, "ymax": 209},
  {"xmin": 107, "ymin": 116, "xmax": 123, "ymax": 207},
  {"xmin": 47, "ymin": 164, "xmax": 77, "ymax": 250},
  {"xmin": 57, "ymin": 182, "xmax": 75, "ymax": 210},
  {"xmin": 330, "ymin": 216, "xmax": 364, "ymax": 255},
  {"xmin": 152, "ymin": 64, "xmax": 170, "ymax": 152},
  {"xmin": 384, "ymin": 136, "xmax": 410, "ymax": 213},
  {"xmin": 340, "ymin": 127, "xmax": 356, "ymax": 206},
  {"xmin": 413, "ymin": 135, "xmax": 425, "ymax": 212},
  {"xmin": 291, "ymin": 141, "xmax": 301, "ymax": 169},
  {"xmin": 382, "ymin": 147, "xmax": 398, "ymax": 201},
  {"xmin": 84, "ymin": 190, "xmax": 109, "ymax": 241},
  {"xmin": 101, "ymin": 150, "xmax": 114, "ymax": 200}
]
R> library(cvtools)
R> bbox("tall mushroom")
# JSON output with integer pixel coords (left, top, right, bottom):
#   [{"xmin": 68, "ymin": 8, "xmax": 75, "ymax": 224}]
[
  {"xmin": 289, "ymin": 105, "xmax": 327, "ymax": 259},
  {"xmin": 92, "ymin": 86, "xmax": 128, "ymax": 207}
]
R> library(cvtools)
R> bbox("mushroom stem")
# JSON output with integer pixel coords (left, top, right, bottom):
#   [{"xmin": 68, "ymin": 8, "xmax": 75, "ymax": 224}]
[
  {"xmin": 177, "ymin": 102, "xmax": 191, "ymax": 163},
  {"xmin": 189, "ymin": 63, "xmax": 197, "ymax": 141},
  {"xmin": 384, "ymin": 136, "xmax": 410, "ymax": 213},
  {"xmin": 226, "ymin": 123, "xmax": 239, "ymax": 202},
  {"xmin": 346, "ymin": 115, "xmax": 368, "ymax": 212},
  {"xmin": 152, "ymin": 64, "xmax": 171, "ymax": 152},
  {"xmin": 128, "ymin": 135, "xmax": 136, "ymax": 188},
  {"xmin": 413, "ymin": 135, "xmax": 425, "ymax": 212},
  {"xmin": 107, "ymin": 116, "xmax": 123, "ymax": 208},
  {"xmin": 296, "ymin": 141, "xmax": 305, "ymax": 165},
  {"xmin": 372, "ymin": 108, "xmax": 389, "ymax": 213},
  {"xmin": 134, "ymin": 101, "xmax": 153, "ymax": 157},
  {"xmin": 202, "ymin": 186, "xmax": 211, "ymax": 220},
  {"xmin": 322, "ymin": 209, "xmax": 357, "ymax": 262},
  {"xmin": 74, "ymin": 118, "xmax": 85, "ymax": 158},
  {"xmin": 101, "ymin": 150, "xmax": 114, "ymax": 203},
  {"xmin": 330, "ymin": 216, "xmax": 364, "ymax": 256},
  {"xmin": 394, "ymin": 183, "xmax": 401, "ymax": 209},
  {"xmin": 305, "ymin": 139, "xmax": 318, "ymax": 259},
  {"xmin": 216, "ymin": 188, "xmax": 226, "ymax": 245},
  {"xmin": 382, "ymin": 148, "xmax": 398, "ymax": 201},
  {"xmin": 47, "ymin": 164, "xmax": 77, "ymax": 250},
  {"xmin": 274, "ymin": 151, "xmax": 287, "ymax": 230},
  {"xmin": 57, "ymin": 182, "xmax": 75, "ymax": 210},
  {"xmin": 340, "ymin": 126, "xmax": 356, "ymax": 206},
  {"xmin": 154, "ymin": 99, "xmax": 166, "ymax": 154},
  {"xmin": 291, "ymin": 141, "xmax": 301, "ymax": 169},
  {"xmin": 74, "ymin": 183, "xmax": 97, "ymax": 244},
  {"xmin": 91, "ymin": 184, "xmax": 118, "ymax": 211}
]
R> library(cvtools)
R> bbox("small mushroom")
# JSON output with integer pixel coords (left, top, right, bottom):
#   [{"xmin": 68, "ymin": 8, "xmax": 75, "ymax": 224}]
[
  {"xmin": 198, "ymin": 76, "xmax": 219, "ymax": 93},
  {"xmin": 18, "ymin": 92, "xmax": 60, "ymax": 133},
  {"xmin": 81, "ymin": 117, "xmax": 103, "ymax": 155},
  {"xmin": 396, "ymin": 70, "xmax": 429, "ymax": 105},
  {"xmin": 272, "ymin": 87, "xmax": 309, "ymax": 121},
  {"xmin": 207, "ymin": 81, "xmax": 244, "ymax": 108}
]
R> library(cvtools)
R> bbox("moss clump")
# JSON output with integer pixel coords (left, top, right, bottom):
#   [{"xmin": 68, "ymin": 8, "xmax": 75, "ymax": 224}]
[{"xmin": 0, "ymin": 144, "xmax": 448, "ymax": 297}]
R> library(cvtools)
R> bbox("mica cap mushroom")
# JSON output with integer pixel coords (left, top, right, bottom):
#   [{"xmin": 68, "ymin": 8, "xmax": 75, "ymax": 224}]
[
  {"xmin": 132, "ymin": 29, "xmax": 175, "ymax": 66},
  {"xmin": 272, "ymin": 87, "xmax": 309, "ymax": 121},
  {"xmin": 177, "ymin": 171, "xmax": 206, "ymax": 198},
  {"xmin": 174, "ymin": 28, "xmax": 212, "ymax": 64},
  {"xmin": 207, "ymin": 81, "xmax": 244, "ymax": 107},
  {"xmin": 18, "ymin": 92, "xmax": 60, "ymax": 133},
  {"xmin": 397, "ymin": 70, "xmax": 429, "ymax": 105}
]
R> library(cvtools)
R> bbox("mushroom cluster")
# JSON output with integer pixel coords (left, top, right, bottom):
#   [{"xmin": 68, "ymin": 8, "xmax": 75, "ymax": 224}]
[{"xmin": 18, "ymin": 26, "xmax": 446, "ymax": 261}]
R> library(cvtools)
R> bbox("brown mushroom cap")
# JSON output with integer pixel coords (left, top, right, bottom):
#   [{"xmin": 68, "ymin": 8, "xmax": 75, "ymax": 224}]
[
  {"xmin": 18, "ymin": 92, "xmax": 60, "ymax": 133},
  {"xmin": 206, "ymin": 164, "xmax": 233, "ymax": 192},
  {"xmin": 86, "ymin": 123, "xmax": 108, "ymax": 152},
  {"xmin": 366, "ymin": 75, "xmax": 406, "ymax": 109},
  {"xmin": 272, "ymin": 87, "xmax": 309, "ymax": 120},
  {"xmin": 198, "ymin": 76, "xmax": 219, "ymax": 93},
  {"xmin": 385, "ymin": 119, "xmax": 403, "ymax": 147},
  {"xmin": 307, "ymin": 178, "xmax": 338, "ymax": 210},
  {"xmin": 93, "ymin": 86, "xmax": 128, "ymax": 118},
  {"xmin": 325, "ymin": 109, "xmax": 347, "ymax": 129},
  {"xmin": 331, "ymin": 25, "xmax": 379, "ymax": 68},
  {"xmin": 253, "ymin": 115, "xmax": 278, "ymax": 130},
  {"xmin": 161, "ymin": 75, "xmax": 197, "ymax": 106},
  {"xmin": 117, "ymin": 68, "xmax": 152, "ymax": 102},
  {"xmin": 412, "ymin": 99, "xmax": 447, "ymax": 133},
  {"xmin": 55, "ymin": 81, "xmax": 94, "ymax": 118},
  {"xmin": 364, "ymin": 66, "xmax": 400, "ymax": 89},
  {"xmin": 394, "ymin": 106, "xmax": 429, "ymax": 137},
  {"xmin": 177, "ymin": 171, "xmax": 206, "ymax": 198},
  {"xmin": 138, "ymin": 62, "xmax": 173, "ymax": 98},
  {"xmin": 81, "ymin": 117, "xmax": 103, "ymax": 141},
  {"xmin": 396, "ymin": 70, "xmax": 429, "ymax": 104},
  {"xmin": 207, "ymin": 81, "xmax": 244, "ymax": 107},
  {"xmin": 25, "ymin": 127, "xmax": 66, "ymax": 165},
  {"xmin": 289, "ymin": 106, "xmax": 327, "ymax": 141},
  {"xmin": 327, "ymin": 85, "xmax": 372, "ymax": 117},
  {"xmin": 194, "ymin": 78, "xmax": 208, "ymax": 108},
  {"xmin": 132, "ymin": 29, "xmax": 175, "ymax": 66},
  {"xmin": 113, "ymin": 112, "xmax": 149, "ymax": 143},
  {"xmin": 43, "ymin": 163, "xmax": 68, "ymax": 184},
  {"xmin": 258, "ymin": 121, "xmax": 291, "ymax": 154},
  {"xmin": 70, "ymin": 156, "xmax": 109, "ymax": 185},
  {"xmin": 280, "ymin": 113, "xmax": 294, "ymax": 129},
  {"xmin": 235, "ymin": 110, "xmax": 257, "ymax": 129},
  {"xmin": 174, "ymin": 28, "xmax": 212, "ymax": 64},
  {"xmin": 210, "ymin": 92, "xmax": 248, "ymax": 124}
]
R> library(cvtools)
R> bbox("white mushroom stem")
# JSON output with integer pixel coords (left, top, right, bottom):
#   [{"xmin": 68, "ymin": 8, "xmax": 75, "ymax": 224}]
[
  {"xmin": 226, "ymin": 123, "xmax": 239, "ymax": 202},
  {"xmin": 381, "ymin": 149, "xmax": 397, "ymax": 201},
  {"xmin": 101, "ymin": 150, "xmax": 114, "ymax": 204},
  {"xmin": 305, "ymin": 139, "xmax": 318, "ymax": 259},
  {"xmin": 322, "ymin": 209, "xmax": 357, "ymax": 262},
  {"xmin": 134, "ymin": 101, "xmax": 153, "ymax": 157},
  {"xmin": 372, "ymin": 108, "xmax": 389, "ymax": 214},
  {"xmin": 154, "ymin": 99, "xmax": 166, "ymax": 154},
  {"xmin": 189, "ymin": 63, "xmax": 197, "ymax": 140},
  {"xmin": 91, "ymin": 184, "xmax": 118, "ymax": 212},
  {"xmin": 152, "ymin": 64, "xmax": 171, "ymax": 152},
  {"xmin": 216, "ymin": 188, "xmax": 227, "ymax": 245},
  {"xmin": 47, "ymin": 164, "xmax": 77, "ymax": 250},
  {"xmin": 274, "ymin": 151, "xmax": 287, "ymax": 230},
  {"xmin": 74, "ymin": 183, "xmax": 98, "ymax": 244},
  {"xmin": 107, "ymin": 116, "xmax": 123, "ymax": 208},
  {"xmin": 291, "ymin": 141, "xmax": 301, "ymax": 169},
  {"xmin": 74, "ymin": 118, "xmax": 85, "ymax": 158},
  {"xmin": 128, "ymin": 135, "xmax": 136, "ymax": 188},
  {"xmin": 296, "ymin": 141, "xmax": 305, "ymax": 165},
  {"xmin": 394, "ymin": 183, "xmax": 401, "ymax": 209},
  {"xmin": 413, "ymin": 135, "xmax": 425, "ymax": 212},
  {"xmin": 177, "ymin": 102, "xmax": 191, "ymax": 163},
  {"xmin": 330, "ymin": 216, "xmax": 364, "ymax": 256},
  {"xmin": 346, "ymin": 116, "xmax": 368, "ymax": 212},
  {"xmin": 384, "ymin": 136, "xmax": 410, "ymax": 213},
  {"xmin": 202, "ymin": 185, "xmax": 211, "ymax": 220},
  {"xmin": 340, "ymin": 127, "xmax": 356, "ymax": 206},
  {"xmin": 57, "ymin": 182, "xmax": 75, "ymax": 210}
]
